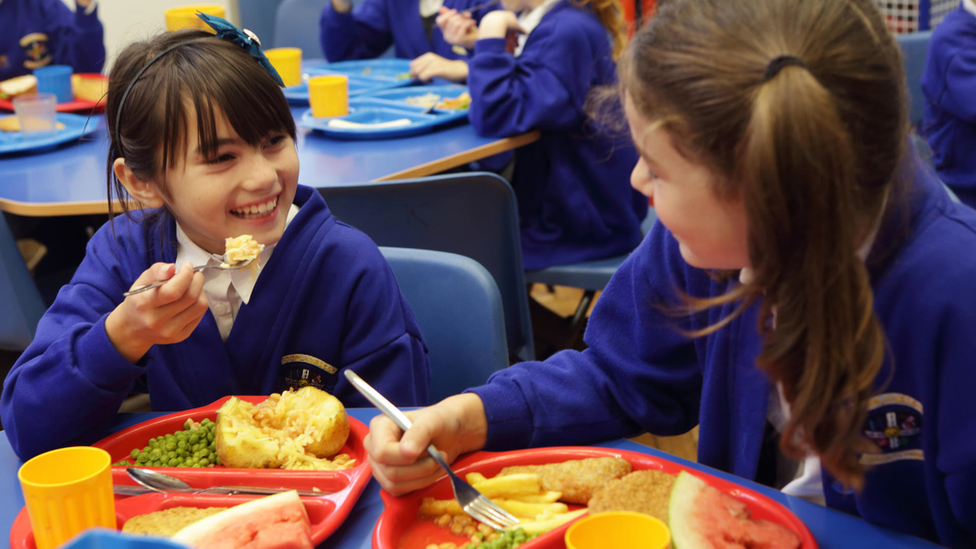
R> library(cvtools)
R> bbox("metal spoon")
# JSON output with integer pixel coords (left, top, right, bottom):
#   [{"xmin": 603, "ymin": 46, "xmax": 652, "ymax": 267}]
[
  {"xmin": 122, "ymin": 257, "xmax": 256, "ymax": 297},
  {"xmin": 125, "ymin": 467, "xmax": 331, "ymax": 497}
]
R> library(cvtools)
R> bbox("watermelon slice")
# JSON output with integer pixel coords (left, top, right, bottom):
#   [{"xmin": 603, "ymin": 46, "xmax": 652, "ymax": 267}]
[
  {"xmin": 172, "ymin": 490, "xmax": 314, "ymax": 549},
  {"xmin": 668, "ymin": 471, "xmax": 801, "ymax": 549}
]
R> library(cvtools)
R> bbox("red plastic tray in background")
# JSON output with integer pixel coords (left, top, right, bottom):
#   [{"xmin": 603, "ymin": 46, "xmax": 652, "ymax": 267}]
[
  {"xmin": 0, "ymin": 73, "xmax": 107, "ymax": 113},
  {"xmin": 375, "ymin": 447, "xmax": 819, "ymax": 549},
  {"xmin": 10, "ymin": 395, "xmax": 372, "ymax": 549}
]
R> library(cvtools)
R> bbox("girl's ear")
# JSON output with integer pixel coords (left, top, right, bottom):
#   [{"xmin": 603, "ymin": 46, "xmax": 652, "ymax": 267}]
[{"xmin": 113, "ymin": 158, "xmax": 164, "ymax": 209}]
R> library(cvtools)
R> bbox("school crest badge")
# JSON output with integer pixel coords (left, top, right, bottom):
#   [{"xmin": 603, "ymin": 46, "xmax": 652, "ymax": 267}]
[
  {"xmin": 860, "ymin": 392, "xmax": 924, "ymax": 465},
  {"xmin": 19, "ymin": 33, "xmax": 52, "ymax": 70},
  {"xmin": 279, "ymin": 353, "xmax": 337, "ymax": 393}
]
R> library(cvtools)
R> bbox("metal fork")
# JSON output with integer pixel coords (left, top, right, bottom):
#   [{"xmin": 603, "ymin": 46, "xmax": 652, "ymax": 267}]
[
  {"xmin": 122, "ymin": 257, "xmax": 256, "ymax": 297},
  {"xmin": 343, "ymin": 370, "xmax": 519, "ymax": 531}
]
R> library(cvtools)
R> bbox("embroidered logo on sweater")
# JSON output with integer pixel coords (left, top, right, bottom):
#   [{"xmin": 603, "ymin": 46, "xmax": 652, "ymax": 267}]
[
  {"xmin": 19, "ymin": 33, "xmax": 51, "ymax": 70},
  {"xmin": 860, "ymin": 393, "xmax": 923, "ymax": 465},
  {"xmin": 279, "ymin": 354, "xmax": 337, "ymax": 393}
]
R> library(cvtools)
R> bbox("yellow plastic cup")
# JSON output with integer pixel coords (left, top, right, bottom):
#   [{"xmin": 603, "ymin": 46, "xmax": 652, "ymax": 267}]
[
  {"xmin": 308, "ymin": 75, "xmax": 349, "ymax": 118},
  {"xmin": 19, "ymin": 447, "xmax": 116, "ymax": 549},
  {"xmin": 565, "ymin": 511, "xmax": 671, "ymax": 549},
  {"xmin": 265, "ymin": 48, "xmax": 303, "ymax": 87},
  {"xmin": 165, "ymin": 5, "xmax": 226, "ymax": 32}
]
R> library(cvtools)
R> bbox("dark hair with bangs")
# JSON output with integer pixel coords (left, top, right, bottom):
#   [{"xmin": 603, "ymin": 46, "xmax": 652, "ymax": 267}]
[{"xmin": 105, "ymin": 29, "xmax": 296, "ymax": 221}]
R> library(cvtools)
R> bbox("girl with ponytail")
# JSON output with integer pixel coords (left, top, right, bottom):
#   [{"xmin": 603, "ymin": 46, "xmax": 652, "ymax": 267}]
[
  {"xmin": 365, "ymin": 0, "xmax": 976, "ymax": 545},
  {"xmin": 435, "ymin": 0, "xmax": 647, "ymax": 271}
]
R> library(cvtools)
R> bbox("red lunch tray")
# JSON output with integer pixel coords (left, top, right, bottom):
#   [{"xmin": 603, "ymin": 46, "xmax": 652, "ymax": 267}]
[
  {"xmin": 0, "ymin": 74, "xmax": 107, "ymax": 114},
  {"xmin": 10, "ymin": 395, "xmax": 372, "ymax": 549},
  {"xmin": 375, "ymin": 446, "xmax": 819, "ymax": 549}
]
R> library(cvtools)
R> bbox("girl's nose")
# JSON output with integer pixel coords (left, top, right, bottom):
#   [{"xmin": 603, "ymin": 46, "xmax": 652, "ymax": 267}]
[{"xmin": 246, "ymin": 154, "xmax": 278, "ymax": 190}]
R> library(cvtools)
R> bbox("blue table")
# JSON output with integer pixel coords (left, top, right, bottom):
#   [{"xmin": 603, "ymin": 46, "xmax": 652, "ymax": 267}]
[
  {"xmin": 0, "ymin": 409, "xmax": 938, "ymax": 548},
  {"xmin": 0, "ymin": 110, "xmax": 538, "ymax": 217}
]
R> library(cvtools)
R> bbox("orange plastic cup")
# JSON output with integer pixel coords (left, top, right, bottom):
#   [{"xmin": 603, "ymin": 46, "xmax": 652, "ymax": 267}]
[
  {"xmin": 165, "ymin": 5, "xmax": 226, "ymax": 32},
  {"xmin": 19, "ymin": 447, "xmax": 116, "ymax": 549},
  {"xmin": 265, "ymin": 48, "xmax": 303, "ymax": 87},
  {"xmin": 565, "ymin": 511, "xmax": 671, "ymax": 549},
  {"xmin": 308, "ymin": 75, "xmax": 349, "ymax": 118}
]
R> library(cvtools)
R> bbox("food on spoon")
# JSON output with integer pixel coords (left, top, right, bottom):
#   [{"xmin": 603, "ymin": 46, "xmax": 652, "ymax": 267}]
[
  {"xmin": 215, "ymin": 387, "xmax": 354, "ymax": 470},
  {"xmin": 669, "ymin": 470, "xmax": 801, "ymax": 549},
  {"xmin": 0, "ymin": 116, "xmax": 66, "ymax": 132},
  {"xmin": 172, "ymin": 490, "xmax": 314, "ymax": 549},
  {"xmin": 112, "ymin": 418, "xmax": 218, "ymax": 468},
  {"xmin": 498, "ymin": 457, "xmax": 632, "ymax": 504},
  {"xmin": 222, "ymin": 234, "xmax": 264, "ymax": 267},
  {"xmin": 71, "ymin": 74, "xmax": 108, "ymax": 102},
  {"xmin": 587, "ymin": 469, "xmax": 675, "ymax": 523},
  {"xmin": 122, "ymin": 506, "xmax": 225, "ymax": 536},
  {"xmin": 0, "ymin": 75, "xmax": 37, "ymax": 99}
]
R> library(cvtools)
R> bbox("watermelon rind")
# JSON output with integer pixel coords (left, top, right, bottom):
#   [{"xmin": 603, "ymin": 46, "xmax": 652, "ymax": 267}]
[{"xmin": 668, "ymin": 470, "xmax": 712, "ymax": 549}]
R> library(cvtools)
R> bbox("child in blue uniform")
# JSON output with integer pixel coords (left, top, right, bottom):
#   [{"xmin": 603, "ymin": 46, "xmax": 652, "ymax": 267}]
[
  {"xmin": 320, "ymin": 0, "xmax": 497, "ymax": 81},
  {"xmin": 921, "ymin": 0, "xmax": 976, "ymax": 209},
  {"xmin": 363, "ymin": 0, "xmax": 976, "ymax": 545},
  {"xmin": 456, "ymin": 0, "xmax": 646, "ymax": 269},
  {"xmin": 1, "ymin": 18, "xmax": 431, "ymax": 461},
  {"xmin": 0, "ymin": 0, "xmax": 104, "ymax": 81}
]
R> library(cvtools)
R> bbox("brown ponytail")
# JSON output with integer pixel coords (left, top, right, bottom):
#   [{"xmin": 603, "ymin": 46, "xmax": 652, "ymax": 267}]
[
  {"xmin": 573, "ymin": 0, "xmax": 627, "ymax": 60},
  {"xmin": 620, "ymin": 0, "xmax": 909, "ymax": 488}
]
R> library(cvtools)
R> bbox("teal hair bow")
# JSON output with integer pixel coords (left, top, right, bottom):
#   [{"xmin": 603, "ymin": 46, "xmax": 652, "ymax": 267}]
[{"xmin": 196, "ymin": 12, "xmax": 285, "ymax": 87}]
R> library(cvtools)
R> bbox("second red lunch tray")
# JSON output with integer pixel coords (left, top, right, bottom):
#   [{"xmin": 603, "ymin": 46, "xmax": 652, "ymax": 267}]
[
  {"xmin": 10, "ymin": 395, "xmax": 372, "ymax": 549},
  {"xmin": 374, "ymin": 446, "xmax": 818, "ymax": 549},
  {"xmin": 0, "ymin": 74, "xmax": 107, "ymax": 114}
]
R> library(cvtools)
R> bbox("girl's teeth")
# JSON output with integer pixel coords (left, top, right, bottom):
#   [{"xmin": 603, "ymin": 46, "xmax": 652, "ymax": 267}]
[{"xmin": 233, "ymin": 197, "xmax": 277, "ymax": 219}]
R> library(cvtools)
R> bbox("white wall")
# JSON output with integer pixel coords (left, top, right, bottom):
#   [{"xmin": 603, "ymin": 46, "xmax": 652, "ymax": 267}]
[{"xmin": 61, "ymin": 0, "xmax": 241, "ymax": 70}]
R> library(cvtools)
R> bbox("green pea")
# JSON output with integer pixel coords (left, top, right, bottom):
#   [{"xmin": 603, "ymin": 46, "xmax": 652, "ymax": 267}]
[{"xmin": 199, "ymin": 458, "xmax": 210, "ymax": 466}]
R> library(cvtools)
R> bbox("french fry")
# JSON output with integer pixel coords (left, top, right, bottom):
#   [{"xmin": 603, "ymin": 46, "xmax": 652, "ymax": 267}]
[
  {"xmin": 465, "ymin": 472, "xmax": 489, "ymax": 485},
  {"xmin": 471, "ymin": 473, "xmax": 543, "ymax": 498},
  {"xmin": 506, "ymin": 508, "xmax": 588, "ymax": 534},
  {"xmin": 507, "ymin": 491, "xmax": 563, "ymax": 503},
  {"xmin": 418, "ymin": 497, "xmax": 464, "ymax": 516},
  {"xmin": 492, "ymin": 499, "xmax": 569, "ymax": 519}
]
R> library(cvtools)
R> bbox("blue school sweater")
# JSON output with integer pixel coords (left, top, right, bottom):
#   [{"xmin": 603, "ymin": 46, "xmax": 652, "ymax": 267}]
[
  {"xmin": 466, "ymin": 1, "xmax": 646, "ymax": 270},
  {"xmin": 471, "ymin": 166, "xmax": 976, "ymax": 546},
  {"xmin": 320, "ymin": 0, "xmax": 496, "ymax": 61},
  {"xmin": 0, "ymin": 0, "xmax": 104, "ymax": 81},
  {"xmin": 1, "ymin": 187, "xmax": 430, "ymax": 460},
  {"xmin": 921, "ymin": 6, "xmax": 976, "ymax": 209}
]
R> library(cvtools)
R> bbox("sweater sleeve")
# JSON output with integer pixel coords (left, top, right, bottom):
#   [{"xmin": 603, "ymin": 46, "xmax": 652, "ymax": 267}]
[
  {"xmin": 43, "ymin": 0, "xmax": 105, "ymax": 73},
  {"xmin": 936, "ymin": 51, "xmax": 976, "ymax": 123},
  {"xmin": 0, "ymin": 230, "xmax": 146, "ymax": 460},
  {"xmin": 467, "ymin": 22, "xmax": 595, "ymax": 137},
  {"xmin": 470, "ymin": 223, "xmax": 703, "ymax": 450},
  {"xmin": 319, "ymin": 0, "xmax": 394, "ymax": 62}
]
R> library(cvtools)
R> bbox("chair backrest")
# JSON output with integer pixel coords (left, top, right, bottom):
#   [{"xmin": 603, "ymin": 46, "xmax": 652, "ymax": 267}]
[
  {"xmin": 319, "ymin": 172, "xmax": 535, "ymax": 362},
  {"xmin": 896, "ymin": 30, "xmax": 933, "ymax": 129},
  {"xmin": 273, "ymin": 0, "xmax": 331, "ymax": 57},
  {"xmin": 0, "ymin": 214, "xmax": 46, "ymax": 351},
  {"xmin": 380, "ymin": 247, "xmax": 508, "ymax": 403},
  {"xmin": 238, "ymin": 0, "xmax": 283, "ymax": 52}
]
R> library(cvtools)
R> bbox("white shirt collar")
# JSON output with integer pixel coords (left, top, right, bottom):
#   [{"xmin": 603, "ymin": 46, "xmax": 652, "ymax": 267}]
[
  {"xmin": 175, "ymin": 203, "xmax": 300, "ymax": 305},
  {"xmin": 419, "ymin": 0, "xmax": 444, "ymax": 18},
  {"xmin": 514, "ymin": 0, "xmax": 562, "ymax": 56},
  {"xmin": 964, "ymin": 0, "xmax": 976, "ymax": 18}
]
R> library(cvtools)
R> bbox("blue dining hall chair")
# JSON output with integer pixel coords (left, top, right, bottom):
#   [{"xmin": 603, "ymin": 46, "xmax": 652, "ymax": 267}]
[
  {"xmin": 0, "ymin": 213, "xmax": 46, "ymax": 351},
  {"xmin": 380, "ymin": 247, "xmax": 508, "ymax": 403},
  {"xmin": 895, "ymin": 30, "xmax": 933, "ymax": 130},
  {"xmin": 318, "ymin": 172, "xmax": 535, "ymax": 363}
]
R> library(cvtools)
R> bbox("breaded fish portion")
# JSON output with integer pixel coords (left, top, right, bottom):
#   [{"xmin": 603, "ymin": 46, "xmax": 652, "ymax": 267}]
[
  {"xmin": 499, "ymin": 457, "xmax": 632, "ymax": 504},
  {"xmin": 587, "ymin": 469, "xmax": 676, "ymax": 522}
]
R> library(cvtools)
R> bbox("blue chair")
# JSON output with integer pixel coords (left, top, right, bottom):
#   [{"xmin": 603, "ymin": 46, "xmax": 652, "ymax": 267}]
[
  {"xmin": 895, "ymin": 30, "xmax": 933, "ymax": 130},
  {"xmin": 273, "ymin": 0, "xmax": 331, "ymax": 57},
  {"xmin": 319, "ymin": 173, "xmax": 535, "ymax": 362},
  {"xmin": 0, "ymin": 213, "xmax": 45, "ymax": 351},
  {"xmin": 238, "ymin": 0, "xmax": 283, "ymax": 51},
  {"xmin": 380, "ymin": 247, "xmax": 508, "ymax": 403}
]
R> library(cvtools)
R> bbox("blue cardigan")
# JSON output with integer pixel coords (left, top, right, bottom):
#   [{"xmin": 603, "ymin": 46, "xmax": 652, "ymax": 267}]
[
  {"xmin": 471, "ymin": 166, "xmax": 976, "ymax": 546},
  {"xmin": 1, "ymin": 187, "xmax": 430, "ymax": 460},
  {"xmin": 922, "ymin": 6, "xmax": 976, "ymax": 209},
  {"xmin": 320, "ymin": 0, "xmax": 497, "ymax": 61},
  {"xmin": 467, "ymin": 1, "xmax": 647, "ymax": 269},
  {"xmin": 0, "ymin": 0, "xmax": 104, "ymax": 81}
]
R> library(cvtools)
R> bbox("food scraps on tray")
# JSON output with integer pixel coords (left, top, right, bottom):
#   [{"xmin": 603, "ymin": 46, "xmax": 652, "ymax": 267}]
[{"xmin": 404, "ymin": 92, "xmax": 472, "ymax": 110}]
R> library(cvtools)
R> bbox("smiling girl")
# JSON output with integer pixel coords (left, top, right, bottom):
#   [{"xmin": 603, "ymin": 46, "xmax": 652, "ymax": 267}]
[
  {"xmin": 1, "ymin": 19, "xmax": 431, "ymax": 460},
  {"xmin": 363, "ymin": 0, "xmax": 976, "ymax": 545}
]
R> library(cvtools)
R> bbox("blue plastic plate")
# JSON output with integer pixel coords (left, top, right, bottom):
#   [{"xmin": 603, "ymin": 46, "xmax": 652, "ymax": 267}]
[
  {"xmin": 284, "ymin": 60, "xmax": 416, "ymax": 106},
  {"xmin": 0, "ymin": 113, "xmax": 98, "ymax": 155},
  {"xmin": 298, "ymin": 86, "xmax": 470, "ymax": 140}
]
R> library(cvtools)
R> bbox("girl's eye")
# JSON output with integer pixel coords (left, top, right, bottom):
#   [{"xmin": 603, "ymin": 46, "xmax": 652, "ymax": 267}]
[
  {"xmin": 206, "ymin": 153, "xmax": 235, "ymax": 165},
  {"xmin": 266, "ymin": 135, "xmax": 286, "ymax": 147}
]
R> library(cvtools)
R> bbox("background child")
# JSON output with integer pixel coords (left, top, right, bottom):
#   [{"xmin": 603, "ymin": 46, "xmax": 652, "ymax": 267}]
[
  {"xmin": 0, "ymin": 0, "xmax": 104, "ymax": 81},
  {"xmin": 921, "ymin": 0, "xmax": 976, "ymax": 209},
  {"xmin": 457, "ymin": 0, "xmax": 647, "ymax": 270},
  {"xmin": 364, "ymin": 0, "xmax": 976, "ymax": 545},
  {"xmin": 1, "ymin": 21, "xmax": 430, "ymax": 461}
]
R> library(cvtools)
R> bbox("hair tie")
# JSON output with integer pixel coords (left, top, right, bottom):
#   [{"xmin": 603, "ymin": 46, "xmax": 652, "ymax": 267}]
[{"xmin": 764, "ymin": 55, "xmax": 807, "ymax": 81}]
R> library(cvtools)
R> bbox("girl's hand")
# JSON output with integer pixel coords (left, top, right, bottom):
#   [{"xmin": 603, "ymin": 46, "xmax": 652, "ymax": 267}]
[
  {"xmin": 410, "ymin": 53, "xmax": 469, "ymax": 82},
  {"xmin": 437, "ymin": 7, "xmax": 479, "ymax": 50},
  {"xmin": 106, "ymin": 262, "xmax": 209, "ymax": 364},
  {"xmin": 478, "ymin": 10, "xmax": 524, "ymax": 40},
  {"xmin": 331, "ymin": 0, "xmax": 353, "ymax": 13},
  {"xmin": 364, "ymin": 393, "xmax": 489, "ymax": 495}
]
